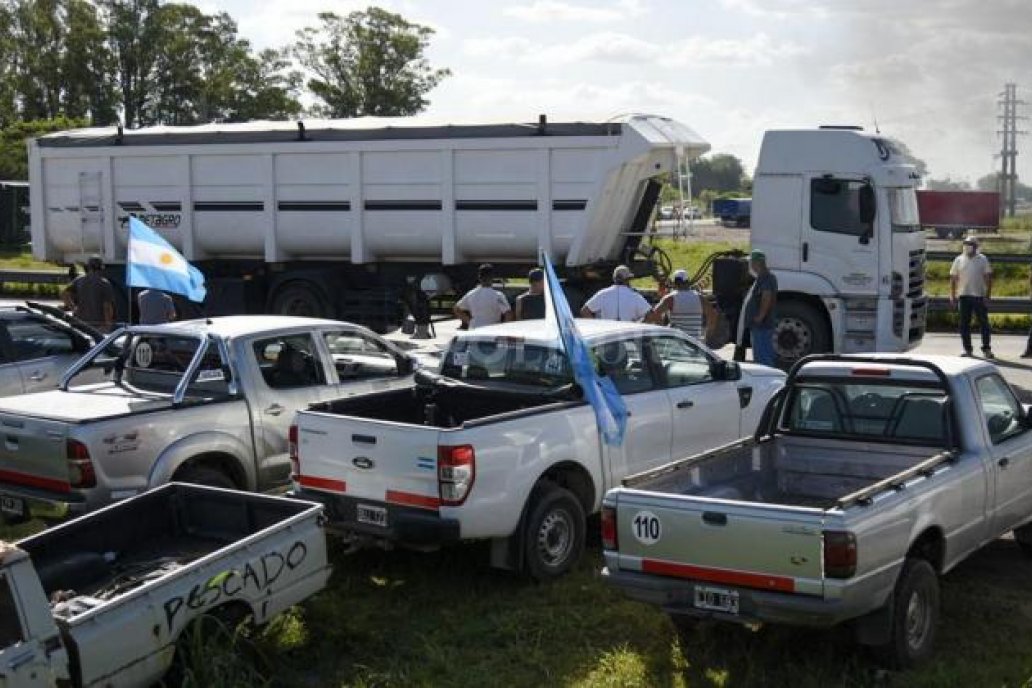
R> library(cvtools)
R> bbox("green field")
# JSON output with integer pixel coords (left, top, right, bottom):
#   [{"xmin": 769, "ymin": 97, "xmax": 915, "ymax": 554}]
[{"xmin": 4, "ymin": 517, "xmax": 1032, "ymax": 687}]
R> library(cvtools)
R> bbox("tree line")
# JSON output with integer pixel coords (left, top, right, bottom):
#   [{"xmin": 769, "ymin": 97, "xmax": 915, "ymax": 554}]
[{"xmin": 0, "ymin": 1, "xmax": 449, "ymax": 178}]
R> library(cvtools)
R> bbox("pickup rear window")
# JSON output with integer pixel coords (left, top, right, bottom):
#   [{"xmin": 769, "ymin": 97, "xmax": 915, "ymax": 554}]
[
  {"xmin": 784, "ymin": 381, "xmax": 949, "ymax": 446},
  {"xmin": 124, "ymin": 335, "xmax": 230, "ymax": 397},
  {"xmin": 442, "ymin": 340, "xmax": 572, "ymax": 388}
]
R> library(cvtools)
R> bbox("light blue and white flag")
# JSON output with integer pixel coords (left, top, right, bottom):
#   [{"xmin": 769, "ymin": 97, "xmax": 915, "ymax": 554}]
[
  {"xmin": 126, "ymin": 216, "xmax": 206, "ymax": 303},
  {"xmin": 541, "ymin": 253, "xmax": 627, "ymax": 445}
]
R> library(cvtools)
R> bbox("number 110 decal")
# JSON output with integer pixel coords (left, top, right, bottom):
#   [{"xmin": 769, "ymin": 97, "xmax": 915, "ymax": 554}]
[{"xmin": 632, "ymin": 511, "xmax": 661, "ymax": 545}]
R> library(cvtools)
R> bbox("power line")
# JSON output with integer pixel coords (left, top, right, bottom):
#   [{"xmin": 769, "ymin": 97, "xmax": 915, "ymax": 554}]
[{"xmin": 997, "ymin": 83, "xmax": 1028, "ymax": 217}]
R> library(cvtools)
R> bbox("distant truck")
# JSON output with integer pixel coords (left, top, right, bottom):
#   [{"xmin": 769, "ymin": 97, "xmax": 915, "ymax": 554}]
[
  {"xmin": 711, "ymin": 198, "xmax": 751, "ymax": 227},
  {"xmin": 0, "ymin": 181, "xmax": 29, "ymax": 247},
  {"xmin": 916, "ymin": 190, "xmax": 1000, "ymax": 240},
  {"xmin": 0, "ymin": 483, "xmax": 330, "ymax": 688}
]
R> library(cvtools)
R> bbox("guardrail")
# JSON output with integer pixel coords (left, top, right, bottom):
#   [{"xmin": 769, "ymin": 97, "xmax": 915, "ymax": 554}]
[{"xmin": 0, "ymin": 268, "xmax": 71, "ymax": 292}]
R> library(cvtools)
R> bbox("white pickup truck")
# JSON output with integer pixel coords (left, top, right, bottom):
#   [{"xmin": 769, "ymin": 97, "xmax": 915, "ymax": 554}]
[
  {"xmin": 602, "ymin": 355, "xmax": 1032, "ymax": 667},
  {"xmin": 0, "ymin": 483, "xmax": 330, "ymax": 688},
  {"xmin": 0, "ymin": 316, "xmax": 424, "ymax": 524},
  {"xmin": 291, "ymin": 320, "xmax": 784, "ymax": 579}
]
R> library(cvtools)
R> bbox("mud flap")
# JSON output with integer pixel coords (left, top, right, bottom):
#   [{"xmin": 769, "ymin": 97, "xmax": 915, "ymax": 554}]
[{"xmin": 852, "ymin": 594, "xmax": 893, "ymax": 646}]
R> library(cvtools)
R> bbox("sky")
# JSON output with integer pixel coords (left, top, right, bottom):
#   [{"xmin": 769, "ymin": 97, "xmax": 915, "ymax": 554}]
[{"xmin": 193, "ymin": 0, "xmax": 1031, "ymax": 184}]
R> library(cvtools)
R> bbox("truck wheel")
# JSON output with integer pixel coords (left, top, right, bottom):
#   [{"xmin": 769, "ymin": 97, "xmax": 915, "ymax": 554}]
[
  {"xmin": 271, "ymin": 282, "xmax": 329, "ymax": 318},
  {"xmin": 174, "ymin": 465, "xmax": 236, "ymax": 490},
  {"xmin": 773, "ymin": 301, "xmax": 829, "ymax": 368},
  {"xmin": 1014, "ymin": 523, "xmax": 1032, "ymax": 556},
  {"xmin": 523, "ymin": 483, "xmax": 586, "ymax": 581},
  {"xmin": 872, "ymin": 558, "xmax": 939, "ymax": 669}
]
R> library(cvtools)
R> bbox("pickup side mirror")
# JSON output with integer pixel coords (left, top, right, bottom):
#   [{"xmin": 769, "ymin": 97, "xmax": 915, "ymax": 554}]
[
  {"xmin": 397, "ymin": 354, "xmax": 416, "ymax": 375},
  {"xmin": 711, "ymin": 360, "xmax": 742, "ymax": 382}
]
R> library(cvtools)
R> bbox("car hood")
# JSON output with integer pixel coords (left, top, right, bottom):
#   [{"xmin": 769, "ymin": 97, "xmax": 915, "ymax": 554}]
[{"xmin": 0, "ymin": 383, "xmax": 172, "ymax": 423}]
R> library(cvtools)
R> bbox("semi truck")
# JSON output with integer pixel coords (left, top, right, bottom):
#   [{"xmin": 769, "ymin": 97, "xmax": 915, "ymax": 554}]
[
  {"xmin": 28, "ymin": 118, "xmax": 927, "ymax": 365},
  {"xmin": 916, "ymin": 189, "xmax": 1000, "ymax": 240}
]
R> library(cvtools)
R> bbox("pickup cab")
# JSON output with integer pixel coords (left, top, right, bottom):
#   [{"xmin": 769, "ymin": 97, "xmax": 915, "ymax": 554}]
[
  {"xmin": 0, "ymin": 316, "xmax": 421, "ymax": 523},
  {"xmin": 602, "ymin": 354, "xmax": 1032, "ymax": 667},
  {"xmin": 0, "ymin": 483, "xmax": 330, "ymax": 688},
  {"xmin": 292, "ymin": 320, "xmax": 784, "ymax": 579}
]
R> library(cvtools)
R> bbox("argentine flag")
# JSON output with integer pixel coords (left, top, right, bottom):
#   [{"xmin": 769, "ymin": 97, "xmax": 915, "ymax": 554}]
[
  {"xmin": 126, "ymin": 217, "xmax": 207, "ymax": 302},
  {"xmin": 541, "ymin": 253, "xmax": 627, "ymax": 446}
]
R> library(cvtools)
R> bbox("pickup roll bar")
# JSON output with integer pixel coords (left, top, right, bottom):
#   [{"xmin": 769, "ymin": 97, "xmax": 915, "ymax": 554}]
[{"xmin": 784, "ymin": 354, "xmax": 953, "ymax": 392}]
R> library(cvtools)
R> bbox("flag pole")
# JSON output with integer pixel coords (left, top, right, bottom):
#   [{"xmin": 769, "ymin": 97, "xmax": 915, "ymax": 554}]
[{"xmin": 126, "ymin": 222, "xmax": 132, "ymax": 327}]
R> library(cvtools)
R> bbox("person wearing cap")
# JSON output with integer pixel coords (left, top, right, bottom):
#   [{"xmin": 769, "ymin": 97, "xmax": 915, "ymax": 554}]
[
  {"xmin": 515, "ymin": 268, "xmax": 546, "ymax": 320},
  {"xmin": 454, "ymin": 263, "xmax": 512, "ymax": 329},
  {"xmin": 581, "ymin": 265, "xmax": 651, "ymax": 322},
  {"xmin": 137, "ymin": 288, "xmax": 176, "ymax": 325},
  {"xmin": 647, "ymin": 269, "xmax": 717, "ymax": 340},
  {"xmin": 742, "ymin": 250, "xmax": 778, "ymax": 367},
  {"xmin": 950, "ymin": 237, "xmax": 993, "ymax": 358},
  {"xmin": 62, "ymin": 255, "xmax": 116, "ymax": 331}
]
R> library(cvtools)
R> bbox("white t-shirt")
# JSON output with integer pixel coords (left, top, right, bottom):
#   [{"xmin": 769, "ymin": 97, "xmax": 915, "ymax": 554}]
[
  {"xmin": 456, "ymin": 285, "xmax": 511, "ymax": 328},
  {"xmin": 949, "ymin": 253, "xmax": 992, "ymax": 297},
  {"xmin": 584, "ymin": 285, "xmax": 651, "ymax": 322}
]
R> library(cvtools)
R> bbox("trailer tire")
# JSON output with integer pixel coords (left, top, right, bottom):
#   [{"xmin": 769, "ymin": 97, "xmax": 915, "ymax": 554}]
[
  {"xmin": 174, "ymin": 465, "xmax": 236, "ymax": 490},
  {"xmin": 523, "ymin": 483, "xmax": 585, "ymax": 582},
  {"xmin": 773, "ymin": 300, "xmax": 829, "ymax": 368},
  {"xmin": 270, "ymin": 282, "xmax": 330, "ymax": 318},
  {"xmin": 871, "ymin": 557, "xmax": 939, "ymax": 669}
]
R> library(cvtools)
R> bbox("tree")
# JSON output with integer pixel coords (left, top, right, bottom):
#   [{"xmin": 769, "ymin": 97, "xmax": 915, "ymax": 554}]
[
  {"xmin": 8, "ymin": 0, "xmax": 66, "ymax": 120},
  {"xmin": 61, "ymin": 0, "xmax": 117, "ymax": 124},
  {"xmin": 0, "ymin": 117, "xmax": 88, "ymax": 179},
  {"xmin": 102, "ymin": 0, "xmax": 163, "ymax": 128},
  {"xmin": 0, "ymin": 5, "xmax": 18, "ymax": 125},
  {"xmin": 889, "ymin": 138, "xmax": 928, "ymax": 179},
  {"xmin": 687, "ymin": 154, "xmax": 748, "ymax": 194},
  {"xmin": 293, "ymin": 8, "xmax": 450, "ymax": 118},
  {"xmin": 925, "ymin": 177, "xmax": 971, "ymax": 191},
  {"xmin": 978, "ymin": 172, "xmax": 1032, "ymax": 201}
]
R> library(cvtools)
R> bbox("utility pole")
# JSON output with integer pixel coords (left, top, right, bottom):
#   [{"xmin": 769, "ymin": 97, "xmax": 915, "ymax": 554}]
[{"xmin": 997, "ymin": 83, "xmax": 1028, "ymax": 218}]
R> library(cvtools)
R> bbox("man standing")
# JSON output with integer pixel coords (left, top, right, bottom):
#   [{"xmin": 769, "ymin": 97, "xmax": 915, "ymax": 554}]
[
  {"xmin": 647, "ymin": 269, "xmax": 717, "ymax": 340},
  {"xmin": 515, "ymin": 268, "xmax": 546, "ymax": 320},
  {"xmin": 138, "ymin": 288, "xmax": 176, "ymax": 325},
  {"xmin": 742, "ymin": 251, "xmax": 778, "ymax": 367},
  {"xmin": 580, "ymin": 265, "xmax": 651, "ymax": 322},
  {"xmin": 62, "ymin": 255, "xmax": 116, "ymax": 332},
  {"xmin": 950, "ymin": 237, "xmax": 993, "ymax": 358},
  {"xmin": 454, "ymin": 263, "xmax": 512, "ymax": 329}
]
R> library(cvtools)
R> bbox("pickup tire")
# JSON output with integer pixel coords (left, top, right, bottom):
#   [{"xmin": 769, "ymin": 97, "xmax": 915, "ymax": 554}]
[
  {"xmin": 872, "ymin": 557, "xmax": 940, "ymax": 669},
  {"xmin": 523, "ymin": 483, "xmax": 585, "ymax": 581},
  {"xmin": 174, "ymin": 465, "xmax": 236, "ymax": 490},
  {"xmin": 1013, "ymin": 523, "xmax": 1032, "ymax": 556}
]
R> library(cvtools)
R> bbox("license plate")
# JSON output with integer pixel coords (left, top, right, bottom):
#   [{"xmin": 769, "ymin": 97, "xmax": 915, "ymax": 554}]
[
  {"xmin": 356, "ymin": 504, "xmax": 388, "ymax": 527},
  {"xmin": 1, "ymin": 495, "xmax": 26, "ymax": 518},
  {"xmin": 694, "ymin": 585, "xmax": 739, "ymax": 615}
]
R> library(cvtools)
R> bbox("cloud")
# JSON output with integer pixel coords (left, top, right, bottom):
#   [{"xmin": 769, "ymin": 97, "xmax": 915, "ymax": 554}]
[
  {"xmin": 671, "ymin": 33, "xmax": 808, "ymax": 67},
  {"xmin": 503, "ymin": 0, "xmax": 644, "ymax": 23}
]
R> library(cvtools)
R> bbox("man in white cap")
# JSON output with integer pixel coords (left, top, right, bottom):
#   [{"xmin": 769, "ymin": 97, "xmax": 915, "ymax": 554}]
[
  {"xmin": 647, "ymin": 269, "xmax": 717, "ymax": 340},
  {"xmin": 949, "ymin": 236, "xmax": 993, "ymax": 358},
  {"xmin": 581, "ymin": 265, "xmax": 651, "ymax": 322}
]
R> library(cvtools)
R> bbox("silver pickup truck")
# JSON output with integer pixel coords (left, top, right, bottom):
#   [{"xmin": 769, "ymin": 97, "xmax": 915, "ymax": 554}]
[
  {"xmin": 0, "ymin": 483, "xmax": 330, "ymax": 688},
  {"xmin": 0, "ymin": 316, "xmax": 422, "ymax": 523},
  {"xmin": 602, "ymin": 354, "xmax": 1032, "ymax": 668}
]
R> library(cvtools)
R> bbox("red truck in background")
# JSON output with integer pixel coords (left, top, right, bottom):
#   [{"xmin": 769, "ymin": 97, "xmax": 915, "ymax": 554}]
[{"xmin": 917, "ymin": 190, "xmax": 1001, "ymax": 240}]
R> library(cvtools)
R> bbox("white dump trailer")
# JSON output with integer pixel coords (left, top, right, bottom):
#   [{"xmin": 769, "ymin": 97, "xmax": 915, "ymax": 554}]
[{"xmin": 29, "ymin": 115, "xmax": 708, "ymax": 327}]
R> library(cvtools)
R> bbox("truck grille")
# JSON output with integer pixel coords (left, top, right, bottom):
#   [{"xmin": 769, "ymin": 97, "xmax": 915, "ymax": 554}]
[{"xmin": 907, "ymin": 249, "xmax": 926, "ymax": 298}]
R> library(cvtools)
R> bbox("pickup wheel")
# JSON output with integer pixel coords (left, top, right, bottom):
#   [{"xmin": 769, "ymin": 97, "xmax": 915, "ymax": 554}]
[
  {"xmin": 174, "ymin": 465, "xmax": 236, "ymax": 490},
  {"xmin": 1014, "ymin": 523, "xmax": 1032, "ymax": 556},
  {"xmin": 872, "ymin": 557, "xmax": 940, "ymax": 669},
  {"xmin": 523, "ymin": 484, "xmax": 586, "ymax": 582}
]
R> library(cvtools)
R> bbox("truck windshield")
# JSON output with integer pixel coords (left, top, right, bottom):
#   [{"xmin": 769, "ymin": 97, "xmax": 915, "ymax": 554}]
[
  {"xmin": 783, "ymin": 381, "xmax": 948, "ymax": 446},
  {"xmin": 890, "ymin": 188, "xmax": 921, "ymax": 232},
  {"xmin": 441, "ymin": 339, "xmax": 572, "ymax": 388}
]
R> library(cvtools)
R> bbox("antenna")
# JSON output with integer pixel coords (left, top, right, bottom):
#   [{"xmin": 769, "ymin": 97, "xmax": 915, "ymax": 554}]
[{"xmin": 871, "ymin": 103, "xmax": 881, "ymax": 134}]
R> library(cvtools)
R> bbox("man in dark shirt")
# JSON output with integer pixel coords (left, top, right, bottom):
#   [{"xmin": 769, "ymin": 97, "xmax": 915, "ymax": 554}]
[
  {"xmin": 743, "ymin": 250, "xmax": 778, "ymax": 367},
  {"xmin": 138, "ymin": 288, "xmax": 176, "ymax": 325},
  {"xmin": 62, "ymin": 255, "xmax": 116, "ymax": 331},
  {"xmin": 515, "ymin": 268, "xmax": 546, "ymax": 320}
]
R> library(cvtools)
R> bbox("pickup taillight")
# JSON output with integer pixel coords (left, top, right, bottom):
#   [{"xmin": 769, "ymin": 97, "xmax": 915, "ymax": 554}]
[
  {"xmin": 288, "ymin": 424, "xmax": 299, "ymax": 478},
  {"xmin": 438, "ymin": 445, "xmax": 475, "ymax": 506},
  {"xmin": 601, "ymin": 505, "xmax": 618, "ymax": 550},
  {"xmin": 66, "ymin": 439, "xmax": 96, "ymax": 488},
  {"xmin": 823, "ymin": 530, "xmax": 857, "ymax": 578}
]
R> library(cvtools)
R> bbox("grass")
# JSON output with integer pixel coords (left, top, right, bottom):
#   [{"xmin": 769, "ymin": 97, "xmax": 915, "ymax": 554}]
[{"xmin": 6, "ymin": 516, "xmax": 1032, "ymax": 687}]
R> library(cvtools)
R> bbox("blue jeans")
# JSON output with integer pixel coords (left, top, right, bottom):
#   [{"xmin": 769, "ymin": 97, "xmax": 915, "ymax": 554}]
[
  {"xmin": 751, "ymin": 326, "xmax": 776, "ymax": 367},
  {"xmin": 958, "ymin": 296, "xmax": 991, "ymax": 353}
]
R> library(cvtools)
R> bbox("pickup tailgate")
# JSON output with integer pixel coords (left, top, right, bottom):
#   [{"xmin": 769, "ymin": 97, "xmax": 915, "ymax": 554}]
[
  {"xmin": 611, "ymin": 490, "xmax": 826, "ymax": 596},
  {"xmin": 295, "ymin": 410, "xmax": 443, "ymax": 510},
  {"xmin": 0, "ymin": 411, "xmax": 71, "ymax": 493}
]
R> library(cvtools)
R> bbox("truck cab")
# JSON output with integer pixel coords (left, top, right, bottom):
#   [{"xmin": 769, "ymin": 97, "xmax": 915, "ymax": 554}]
[{"xmin": 749, "ymin": 128, "xmax": 926, "ymax": 365}]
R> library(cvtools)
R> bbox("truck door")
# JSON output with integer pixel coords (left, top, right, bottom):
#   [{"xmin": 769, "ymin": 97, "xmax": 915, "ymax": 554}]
[
  {"xmin": 802, "ymin": 176, "xmax": 878, "ymax": 295},
  {"xmin": 647, "ymin": 335, "xmax": 741, "ymax": 455},
  {"xmin": 593, "ymin": 338, "xmax": 673, "ymax": 484},
  {"xmin": 248, "ymin": 333, "xmax": 342, "ymax": 487},
  {"xmin": 0, "ymin": 568, "xmax": 57, "ymax": 687},
  {"xmin": 975, "ymin": 374, "xmax": 1032, "ymax": 532}
]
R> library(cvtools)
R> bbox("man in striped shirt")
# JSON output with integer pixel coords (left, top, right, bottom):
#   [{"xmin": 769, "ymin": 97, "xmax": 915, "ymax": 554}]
[{"xmin": 647, "ymin": 269, "xmax": 716, "ymax": 340}]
